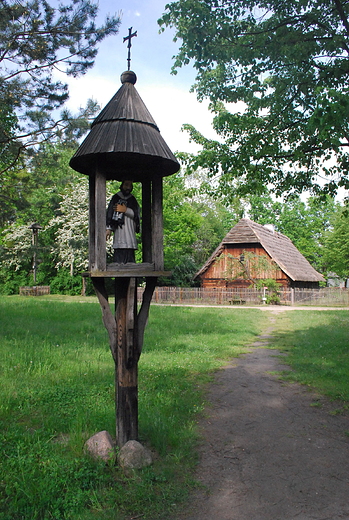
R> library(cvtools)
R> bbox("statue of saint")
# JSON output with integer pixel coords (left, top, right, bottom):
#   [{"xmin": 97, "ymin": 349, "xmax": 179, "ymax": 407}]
[{"xmin": 106, "ymin": 180, "xmax": 140, "ymax": 263}]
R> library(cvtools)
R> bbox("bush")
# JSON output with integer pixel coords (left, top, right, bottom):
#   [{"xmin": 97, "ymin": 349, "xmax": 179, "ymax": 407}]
[
  {"xmin": 50, "ymin": 271, "xmax": 84, "ymax": 295},
  {"xmin": 254, "ymin": 278, "xmax": 281, "ymax": 305},
  {"xmin": 0, "ymin": 269, "xmax": 31, "ymax": 295}
]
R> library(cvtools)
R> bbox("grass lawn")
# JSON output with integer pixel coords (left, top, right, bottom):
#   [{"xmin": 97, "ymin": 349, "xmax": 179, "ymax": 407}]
[
  {"xmin": 0, "ymin": 296, "xmax": 264, "ymax": 520},
  {"xmin": 271, "ymin": 310, "xmax": 349, "ymax": 403},
  {"xmin": 1, "ymin": 297, "xmax": 348, "ymax": 519}
]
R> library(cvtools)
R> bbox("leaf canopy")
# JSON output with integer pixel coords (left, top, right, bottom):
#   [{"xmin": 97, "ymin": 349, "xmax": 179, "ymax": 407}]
[
  {"xmin": 0, "ymin": 0, "xmax": 121, "ymax": 171},
  {"xmin": 159, "ymin": 0, "xmax": 349, "ymax": 199}
]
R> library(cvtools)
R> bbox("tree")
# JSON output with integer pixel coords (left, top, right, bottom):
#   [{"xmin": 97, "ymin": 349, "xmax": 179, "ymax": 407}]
[
  {"xmin": 0, "ymin": 99, "xmax": 100, "ymax": 229},
  {"xmin": 159, "ymin": 0, "xmax": 349, "ymax": 200},
  {"xmin": 160, "ymin": 173, "xmax": 242, "ymax": 286},
  {"xmin": 161, "ymin": 174, "xmax": 203, "ymax": 285},
  {"xmin": 323, "ymin": 207, "xmax": 349, "ymax": 283},
  {"xmin": 0, "ymin": 175, "xmax": 91, "ymax": 295},
  {"xmin": 248, "ymin": 194, "xmax": 339, "ymax": 271},
  {"xmin": 47, "ymin": 177, "xmax": 89, "ymax": 276},
  {"xmin": 0, "ymin": 0, "xmax": 120, "ymax": 172}
]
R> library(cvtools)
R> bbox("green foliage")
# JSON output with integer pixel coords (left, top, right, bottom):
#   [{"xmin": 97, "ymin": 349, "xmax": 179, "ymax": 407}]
[
  {"xmin": 0, "ymin": 296, "xmax": 263, "ymax": 519},
  {"xmin": 0, "ymin": 104, "xmax": 100, "ymax": 229},
  {"xmin": 0, "ymin": 173, "xmax": 90, "ymax": 294},
  {"xmin": 248, "ymin": 194, "xmax": 340, "ymax": 272},
  {"xmin": 159, "ymin": 0, "xmax": 349, "ymax": 199},
  {"xmin": 49, "ymin": 270, "xmax": 85, "ymax": 295},
  {"xmin": 323, "ymin": 206, "xmax": 349, "ymax": 281},
  {"xmin": 0, "ymin": 267, "xmax": 31, "ymax": 295},
  {"xmin": 163, "ymin": 174, "xmax": 202, "ymax": 270},
  {"xmin": 254, "ymin": 278, "xmax": 281, "ymax": 305},
  {"xmin": 0, "ymin": 0, "xmax": 121, "ymax": 171},
  {"xmin": 219, "ymin": 251, "xmax": 279, "ymax": 286},
  {"xmin": 161, "ymin": 173, "xmax": 241, "ymax": 285}
]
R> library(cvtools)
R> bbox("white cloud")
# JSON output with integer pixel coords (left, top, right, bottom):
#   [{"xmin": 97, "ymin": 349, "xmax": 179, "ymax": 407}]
[{"xmin": 63, "ymin": 72, "xmax": 218, "ymax": 154}]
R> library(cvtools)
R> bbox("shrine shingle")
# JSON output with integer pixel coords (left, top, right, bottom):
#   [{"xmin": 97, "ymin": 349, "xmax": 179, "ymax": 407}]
[{"xmin": 69, "ymin": 71, "xmax": 180, "ymax": 181}]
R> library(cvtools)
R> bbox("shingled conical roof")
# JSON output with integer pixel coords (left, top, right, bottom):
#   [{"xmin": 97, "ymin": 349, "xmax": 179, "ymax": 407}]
[
  {"xmin": 196, "ymin": 218, "xmax": 324, "ymax": 283},
  {"xmin": 69, "ymin": 71, "xmax": 180, "ymax": 181}
]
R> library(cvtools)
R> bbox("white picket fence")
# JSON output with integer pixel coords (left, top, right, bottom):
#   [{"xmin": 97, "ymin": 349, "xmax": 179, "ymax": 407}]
[{"xmin": 137, "ymin": 286, "xmax": 349, "ymax": 307}]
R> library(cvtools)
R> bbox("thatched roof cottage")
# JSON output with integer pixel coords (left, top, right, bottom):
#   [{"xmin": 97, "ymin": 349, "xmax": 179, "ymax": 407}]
[{"xmin": 195, "ymin": 218, "xmax": 324, "ymax": 289}]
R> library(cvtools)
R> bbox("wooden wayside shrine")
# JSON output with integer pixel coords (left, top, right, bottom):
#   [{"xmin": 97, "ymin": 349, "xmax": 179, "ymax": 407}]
[{"xmin": 69, "ymin": 65, "xmax": 180, "ymax": 447}]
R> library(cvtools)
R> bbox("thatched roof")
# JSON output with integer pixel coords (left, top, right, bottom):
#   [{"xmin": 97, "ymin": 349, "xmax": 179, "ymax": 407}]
[
  {"xmin": 196, "ymin": 218, "xmax": 324, "ymax": 282},
  {"xmin": 69, "ymin": 70, "xmax": 180, "ymax": 181}
]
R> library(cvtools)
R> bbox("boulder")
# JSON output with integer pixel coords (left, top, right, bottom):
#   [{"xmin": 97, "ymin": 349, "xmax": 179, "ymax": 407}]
[
  {"xmin": 118, "ymin": 440, "xmax": 152, "ymax": 471},
  {"xmin": 85, "ymin": 430, "xmax": 115, "ymax": 462}
]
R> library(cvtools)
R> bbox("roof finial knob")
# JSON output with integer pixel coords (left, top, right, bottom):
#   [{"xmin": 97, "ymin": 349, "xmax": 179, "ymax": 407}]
[{"xmin": 121, "ymin": 70, "xmax": 137, "ymax": 84}]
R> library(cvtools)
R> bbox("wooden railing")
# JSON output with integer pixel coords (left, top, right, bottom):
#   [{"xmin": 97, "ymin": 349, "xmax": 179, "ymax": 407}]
[
  {"xmin": 19, "ymin": 286, "xmax": 51, "ymax": 296},
  {"xmin": 137, "ymin": 286, "xmax": 349, "ymax": 307}
]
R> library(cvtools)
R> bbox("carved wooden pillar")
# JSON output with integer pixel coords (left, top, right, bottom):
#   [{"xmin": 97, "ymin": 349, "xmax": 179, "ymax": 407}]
[
  {"xmin": 89, "ymin": 170, "xmax": 106, "ymax": 272},
  {"xmin": 115, "ymin": 277, "xmax": 138, "ymax": 446},
  {"xmin": 152, "ymin": 177, "xmax": 164, "ymax": 271},
  {"xmin": 142, "ymin": 180, "xmax": 152, "ymax": 263}
]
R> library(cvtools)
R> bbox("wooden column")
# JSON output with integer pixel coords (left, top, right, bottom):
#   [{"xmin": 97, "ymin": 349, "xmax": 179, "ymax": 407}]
[
  {"xmin": 89, "ymin": 170, "xmax": 106, "ymax": 272},
  {"xmin": 115, "ymin": 277, "xmax": 138, "ymax": 446},
  {"xmin": 152, "ymin": 177, "xmax": 164, "ymax": 270},
  {"xmin": 88, "ymin": 175, "xmax": 96, "ymax": 270},
  {"xmin": 142, "ymin": 180, "xmax": 152, "ymax": 263}
]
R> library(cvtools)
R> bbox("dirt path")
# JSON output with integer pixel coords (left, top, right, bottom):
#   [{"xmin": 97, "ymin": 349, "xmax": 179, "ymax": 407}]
[{"xmin": 176, "ymin": 311, "xmax": 349, "ymax": 520}]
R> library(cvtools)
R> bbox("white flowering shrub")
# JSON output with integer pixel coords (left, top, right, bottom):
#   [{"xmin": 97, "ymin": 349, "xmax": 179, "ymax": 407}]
[
  {"xmin": 0, "ymin": 177, "xmax": 116, "ymax": 294},
  {"xmin": 47, "ymin": 178, "xmax": 89, "ymax": 274},
  {"xmin": 1, "ymin": 224, "xmax": 33, "ymax": 271}
]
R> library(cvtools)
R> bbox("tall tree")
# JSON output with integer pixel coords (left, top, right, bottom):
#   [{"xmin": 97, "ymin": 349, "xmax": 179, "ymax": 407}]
[
  {"xmin": 0, "ymin": 0, "xmax": 120, "ymax": 172},
  {"xmin": 161, "ymin": 173, "xmax": 241, "ymax": 285},
  {"xmin": 159, "ymin": 0, "xmax": 349, "ymax": 200},
  {"xmin": 0, "ymin": 99, "xmax": 100, "ymax": 228},
  {"xmin": 323, "ymin": 207, "xmax": 349, "ymax": 283},
  {"xmin": 248, "ymin": 194, "xmax": 338, "ymax": 271}
]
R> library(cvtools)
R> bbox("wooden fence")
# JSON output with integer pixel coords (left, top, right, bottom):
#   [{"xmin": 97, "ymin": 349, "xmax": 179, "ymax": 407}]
[
  {"xmin": 19, "ymin": 286, "xmax": 51, "ymax": 296},
  {"xmin": 137, "ymin": 286, "xmax": 349, "ymax": 307}
]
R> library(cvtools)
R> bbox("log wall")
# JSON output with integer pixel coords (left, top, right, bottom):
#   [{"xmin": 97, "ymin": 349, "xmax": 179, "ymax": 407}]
[{"xmin": 199, "ymin": 246, "xmax": 290, "ymax": 288}]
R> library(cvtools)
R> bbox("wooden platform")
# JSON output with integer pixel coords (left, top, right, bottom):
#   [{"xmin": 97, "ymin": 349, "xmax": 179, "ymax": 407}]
[{"xmin": 83, "ymin": 262, "xmax": 171, "ymax": 278}]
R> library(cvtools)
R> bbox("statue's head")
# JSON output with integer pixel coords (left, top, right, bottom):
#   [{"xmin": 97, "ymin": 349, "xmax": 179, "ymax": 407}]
[{"xmin": 120, "ymin": 180, "xmax": 133, "ymax": 195}]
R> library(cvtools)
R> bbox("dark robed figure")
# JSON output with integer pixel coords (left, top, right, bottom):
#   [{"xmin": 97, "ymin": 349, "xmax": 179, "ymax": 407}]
[{"xmin": 106, "ymin": 180, "xmax": 140, "ymax": 263}]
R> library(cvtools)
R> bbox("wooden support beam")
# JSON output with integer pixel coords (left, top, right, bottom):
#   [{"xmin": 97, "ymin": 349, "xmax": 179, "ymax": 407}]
[
  {"xmin": 89, "ymin": 170, "xmax": 106, "ymax": 272},
  {"xmin": 137, "ymin": 277, "xmax": 157, "ymax": 357},
  {"xmin": 115, "ymin": 277, "xmax": 138, "ymax": 446},
  {"xmin": 95, "ymin": 170, "xmax": 107, "ymax": 272},
  {"xmin": 91, "ymin": 277, "xmax": 117, "ymax": 363},
  {"xmin": 142, "ymin": 180, "xmax": 152, "ymax": 263},
  {"xmin": 152, "ymin": 177, "xmax": 164, "ymax": 271},
  {"xmin": 88, "ymin": 175, "xmax": 96, "ymax": 271},
  {"xmin": 92, "ymin": 274, "xmax": 157, "ymax": 448}
]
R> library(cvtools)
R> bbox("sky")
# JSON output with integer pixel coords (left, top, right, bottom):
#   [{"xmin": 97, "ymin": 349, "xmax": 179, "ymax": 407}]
[{"xmin": 61, "ymin": 0, "xmax": 218, "ymax": 155}]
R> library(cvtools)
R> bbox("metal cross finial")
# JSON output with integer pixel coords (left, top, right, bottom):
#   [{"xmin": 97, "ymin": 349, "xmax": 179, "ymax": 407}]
[{"xmin": 123, "ymin": 27, "xmax": 137, "ymax": 70}]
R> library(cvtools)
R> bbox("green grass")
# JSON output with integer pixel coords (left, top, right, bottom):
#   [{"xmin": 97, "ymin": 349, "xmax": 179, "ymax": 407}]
[
  {"xmin": 0, "ymin": 296, "xmax": 263, "ymax": 520},
  {"xmin": 271, "ymin": 310, "xmax": 349, "ymax": 402},
  {"xmin": 2, "ymin": 298, "xmax": 348, "ymax": 519}
]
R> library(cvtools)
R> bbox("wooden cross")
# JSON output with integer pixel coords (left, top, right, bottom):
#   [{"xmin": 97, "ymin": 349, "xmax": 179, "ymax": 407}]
[{"xmin": 123, "ymin": 27, "xmax": 137, "ymax": 70}]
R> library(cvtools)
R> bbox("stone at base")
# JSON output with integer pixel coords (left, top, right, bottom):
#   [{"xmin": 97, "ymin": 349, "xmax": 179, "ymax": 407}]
[
  {"xmin": 85, "ymin": 430, "xmax": 115, "ymax": 462},
  {"xmin": 118, "ymin": 440, "xmax": 152, "ymax": 471}
]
